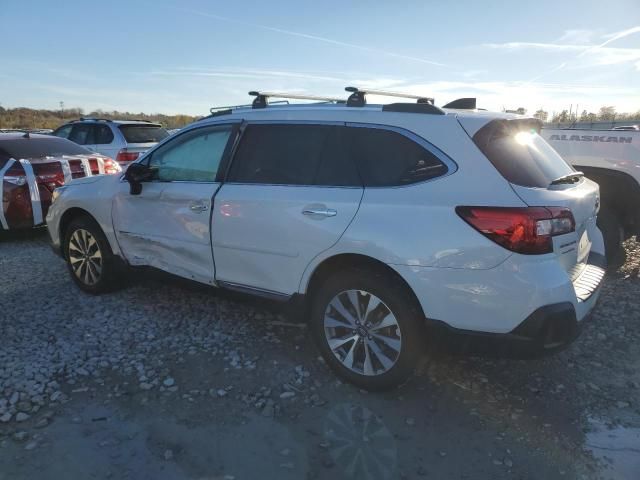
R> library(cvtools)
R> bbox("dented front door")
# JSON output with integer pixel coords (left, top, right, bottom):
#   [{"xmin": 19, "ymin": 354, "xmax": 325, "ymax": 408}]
[
  {"xmin": 112, "ymin": 180, "xmax": 219, "ymax": 284},
  {"xmin": 111, "ymin": 124, "xmax": 237, "ymax": 285}
]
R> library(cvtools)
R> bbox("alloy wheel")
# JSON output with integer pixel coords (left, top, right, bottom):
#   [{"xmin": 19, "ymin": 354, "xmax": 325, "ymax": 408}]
[
  {"xmin": 323, "ymin": 290, "xmax": 402, "ymax": 376},
  {"xmin": 68, "ymin": 228, "xmax": 103, "ymax": 285}
]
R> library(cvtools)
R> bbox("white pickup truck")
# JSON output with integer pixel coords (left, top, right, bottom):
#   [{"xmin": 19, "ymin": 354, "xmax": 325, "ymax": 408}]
[{"xmin": 541, "ymin": 127, "xmax": 640, "ymax": 264}]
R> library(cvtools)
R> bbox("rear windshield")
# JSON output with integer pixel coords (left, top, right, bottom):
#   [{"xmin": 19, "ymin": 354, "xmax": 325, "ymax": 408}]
[
  {"xmin": 0, "ymin": 136, "xmax": 89, "ymax": 160},
  {"xmin": 473, "ymin": 119, "xmax": 574, "ymax": 188},
  {"xmin": 118, "ymin": 125, "xmax": 169, "ymax": 143}
]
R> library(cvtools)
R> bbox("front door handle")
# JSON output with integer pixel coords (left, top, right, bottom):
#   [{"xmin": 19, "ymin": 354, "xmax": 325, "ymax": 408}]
[
  {"xmin": 302, "ymin": 208, "xmax": 337, "ymax": 217},
  {"xmin": 189, "ymin": 201, "xmax": 209, "ymax": 213}
]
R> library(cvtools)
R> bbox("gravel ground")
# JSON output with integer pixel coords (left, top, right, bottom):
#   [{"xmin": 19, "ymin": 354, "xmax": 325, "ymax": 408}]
[{"xmin": 1, "ymin": 230, "xmax": 639, "ymax": 480}]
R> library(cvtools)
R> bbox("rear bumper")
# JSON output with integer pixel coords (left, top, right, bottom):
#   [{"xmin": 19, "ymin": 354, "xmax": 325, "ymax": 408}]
[
  {"xmin": 430, "ymin": 302, "xmax": 584, "ymax": 356},
  {"xmin": 392, "ymin": 236, "xmax": 606, "ymax": 354}
]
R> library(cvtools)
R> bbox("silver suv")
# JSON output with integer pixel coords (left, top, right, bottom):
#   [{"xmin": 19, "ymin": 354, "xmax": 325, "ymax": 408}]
[{"xmin": 52, "ymin": 119, "xmax": 169, "ymax": 168}]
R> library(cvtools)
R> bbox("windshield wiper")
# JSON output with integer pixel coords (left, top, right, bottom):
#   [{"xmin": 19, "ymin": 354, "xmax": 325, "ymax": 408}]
[{"xmin": 550, "ymin": 171, "xmax": 584, "ymax": 185}]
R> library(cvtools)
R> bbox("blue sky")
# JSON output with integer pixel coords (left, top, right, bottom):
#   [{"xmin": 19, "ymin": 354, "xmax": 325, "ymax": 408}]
[{"xmin": 1, "ymin": 0, "xmax": 639, "ymax": 116}]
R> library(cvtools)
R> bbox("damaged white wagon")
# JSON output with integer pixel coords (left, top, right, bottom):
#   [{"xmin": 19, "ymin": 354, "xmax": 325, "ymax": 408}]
[{"xmin": 46, "ymin": 88, "xmax": 606, "ymax": 390}]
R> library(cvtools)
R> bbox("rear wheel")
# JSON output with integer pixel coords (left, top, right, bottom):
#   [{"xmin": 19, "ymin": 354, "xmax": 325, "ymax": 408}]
[
  {"xmin": 597, "ymin": 207, "xmax": 625, "ymax": 268},
  {"xmin": 310, "ymin": 268, "xmax": 424, "ymax": 390},
  {"xmin": 63, "ymin": 216, "xmax": 122, "ymax": 293}
]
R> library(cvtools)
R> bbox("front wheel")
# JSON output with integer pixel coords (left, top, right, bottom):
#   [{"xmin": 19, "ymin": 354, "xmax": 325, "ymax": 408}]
[
  {"xmin": 63, "ymin": 216, "xmax": 122, "ymax": 293},
  {"xmin": 310, "ymin": 268, "xmax": 424, "ymax": 391}
]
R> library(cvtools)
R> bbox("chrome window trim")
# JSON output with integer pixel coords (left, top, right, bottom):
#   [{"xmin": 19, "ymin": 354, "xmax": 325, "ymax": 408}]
[
  {"xmin": 223, "ymin": 120, "xmax": 457, "ymax": 188},
  {"xmin": 345, "ymin": 121, "xmax": 458, "ymax": 189}
]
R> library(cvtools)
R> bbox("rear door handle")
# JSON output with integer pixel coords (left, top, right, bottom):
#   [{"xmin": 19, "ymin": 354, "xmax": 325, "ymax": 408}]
[
  {"xmin": 302, "ymin": 208, "xmax": 337, "ymax": 217},
  {"xmin": 189, "ymin": 201, "xmax": 209, "ymax": 213}
]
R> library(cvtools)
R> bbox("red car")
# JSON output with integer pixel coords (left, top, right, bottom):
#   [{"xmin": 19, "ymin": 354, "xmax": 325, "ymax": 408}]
[{"xmin": 0, "ymin": 133, "xmax": 121, "ymax": 231}]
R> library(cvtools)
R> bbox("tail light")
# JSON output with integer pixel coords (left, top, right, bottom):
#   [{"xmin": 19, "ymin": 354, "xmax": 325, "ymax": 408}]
[
  {"xmin": 116, "ymin": 150, "xmax": 140, "ymax": 163},
  {"xmin": 456, "ymin": 206, "xmax": 575, "ymax": 254},
  {"xmin": 102, "ymin": 157, "xmax": 122, "ymax": 175}
]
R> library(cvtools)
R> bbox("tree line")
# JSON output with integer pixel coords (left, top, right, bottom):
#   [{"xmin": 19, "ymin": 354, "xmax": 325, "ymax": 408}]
[
  {"xmin": 2, "ymin": 105, "xmax": 639, "ymax": 130},
  {"xmin": 0, "ymin": 107, "xmax": 199, "ymax": 130},
  {"xmin": 529, "ymin": 106, "xmax": 640, "ymax": 124}
]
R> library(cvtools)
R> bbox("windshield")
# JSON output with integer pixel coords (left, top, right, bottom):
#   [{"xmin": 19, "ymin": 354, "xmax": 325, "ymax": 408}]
[
  {"xmin": 0, "ymin": 136, "xmax": 90, "ymax": 159},
  {"xmin": 473, "ymin": 119, "xmax": 575, "ymax": 188},
  {"xmin": 118, "ymin": 124, "xmax": 169, "ymax": 143}
]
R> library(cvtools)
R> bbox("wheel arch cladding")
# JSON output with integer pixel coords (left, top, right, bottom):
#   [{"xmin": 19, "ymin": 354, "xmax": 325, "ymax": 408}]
[
  {"xmin": 304, "ymin": 253, "xmax": 426, "ymax": 319},
  {"xmin": 59, "ymin": 208, "xmax": 100, "ymax": 258}
]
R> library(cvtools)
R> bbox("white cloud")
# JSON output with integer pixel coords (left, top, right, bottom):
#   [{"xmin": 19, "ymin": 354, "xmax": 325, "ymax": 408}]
[{"xmin": 174, "ymin": 7, "xmax": 448, "ymax": 68}]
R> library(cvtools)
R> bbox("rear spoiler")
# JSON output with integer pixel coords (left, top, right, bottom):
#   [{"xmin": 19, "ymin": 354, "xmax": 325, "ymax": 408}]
[{"xmin": 442, "ymin": 98, "xmax": 477, "ymax": 110}]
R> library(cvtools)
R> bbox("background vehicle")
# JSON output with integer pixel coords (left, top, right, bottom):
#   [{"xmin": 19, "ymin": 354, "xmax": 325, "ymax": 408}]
[
  {"xmin": 47, "ymin": 88, "xmax": 605, "ymax": 390},
  {"xmin": 541, "ymin": 127, "xmax": 640, "ymax": 265},
  {"xmin": 52, "ymin": 118, "xmax": 169, "ymax": 169},
  {"xmin": 0, "ymin": 133, "xmax": 120, "ymax": 231}
]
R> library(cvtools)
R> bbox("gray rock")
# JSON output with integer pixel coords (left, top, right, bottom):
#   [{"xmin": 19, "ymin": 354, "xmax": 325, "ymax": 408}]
[
  {"xmin": 280, "ymin": 391, "xmax": 296, "ymax": 400},
  {"xmin": 139, "ymin": 382, "xmax": 153, "ymax": 391},
  {"xmin": 163, "ymin": 378, "xmax": 175, "ymax": 387},
  {"xmin": 163, "ymin": 449, "xmax": 173, "ymax": 460},
  {"xmin": 0, "ymin": 412, "xmax": 12, "ymax": 423},
  {"xmin": 217, "ymin": 389, "xmax": 228, "ymax": 397},
  {"xmin": 15, "ymin": 412, "xmax": 30, "ymax": 422}
]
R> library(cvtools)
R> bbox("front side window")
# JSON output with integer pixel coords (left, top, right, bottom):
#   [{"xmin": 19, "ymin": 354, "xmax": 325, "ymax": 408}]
[
  {"xmin": 148, "ymin": 126, "xmax": 233, "ymax": 182},
  {"xmin": 227, "ymin": 124, "xmax": 361, "ymax": 186},
  {"xmin": 53, "ymin": 124, "xmax": 72, "ymax": 139},
  {"xmin": 345, "ymin": 127, "xmax": 448, "ymax": 186}
]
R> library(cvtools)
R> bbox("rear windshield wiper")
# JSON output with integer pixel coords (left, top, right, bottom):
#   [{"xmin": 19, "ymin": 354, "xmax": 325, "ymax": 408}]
[{"xmin": 550, "ymin": 171, "xmax": 584, "ymax": 185}]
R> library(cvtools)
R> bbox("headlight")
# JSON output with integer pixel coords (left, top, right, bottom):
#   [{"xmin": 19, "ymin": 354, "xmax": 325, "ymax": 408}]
[{"xmin": 51, "ymin": 186, "xmax": 67, "ymax": 204}]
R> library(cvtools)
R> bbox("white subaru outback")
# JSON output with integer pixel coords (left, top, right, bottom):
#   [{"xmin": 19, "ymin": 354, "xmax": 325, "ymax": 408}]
[{"xmin": 46, "ymin": 88, "xmax": 606, "ymax": 390}]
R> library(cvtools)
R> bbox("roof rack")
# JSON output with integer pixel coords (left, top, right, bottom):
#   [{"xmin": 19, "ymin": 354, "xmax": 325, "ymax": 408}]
[
  {"xmin": 345, "ymin": 86, "xmax": 435, "ymax": 107},
  {"xmin": 249, "ymin": 91, "xmax": 345, "ymax": 109},
  {"xmin": 75, "ymin": 117, "xmax": 113, "ymax": 123}
]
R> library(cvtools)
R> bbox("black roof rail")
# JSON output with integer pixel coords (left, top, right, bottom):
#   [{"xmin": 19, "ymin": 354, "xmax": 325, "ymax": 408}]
[
  {"xmin": 248, "ymin": 91, "xmax": 345, "ymax": 109},
  {"xmin": 442, "ymin": 98, "xmax": 477, "ymax": 110},
  {"xmin": 382, "ymin": 103, "xmax": 445, "ymax": 115},
  {"xmin": 77, "ymin": 117, "xmax": 113, "ymax": 122},
  {"xmin": 345, "ymin": 86, "xmax": 435, "ymax": 107}
]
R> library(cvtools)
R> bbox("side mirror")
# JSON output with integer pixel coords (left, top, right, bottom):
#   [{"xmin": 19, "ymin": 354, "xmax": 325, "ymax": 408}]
[{"xmin": 124, "ymin": 162, "xmax": 154, "ymax": 195}]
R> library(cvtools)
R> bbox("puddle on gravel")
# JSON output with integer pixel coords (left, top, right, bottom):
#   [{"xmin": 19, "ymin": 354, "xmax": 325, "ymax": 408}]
[{"xmin": 585, "ymin": 417, "xmax": 640, "ymax": 480}]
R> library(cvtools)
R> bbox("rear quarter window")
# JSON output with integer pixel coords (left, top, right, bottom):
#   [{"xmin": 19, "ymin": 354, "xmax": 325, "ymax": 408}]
[
  {"xmin": 345, "ymin": 127, "xmax": 448, "ymax": 186},
  {"xmin": 473, "ymin": 119, "xmax": 575, "ymax": 188},
  {"xmin": 119, "ymin": 125, "xmax": 169, "ymax": 143}
]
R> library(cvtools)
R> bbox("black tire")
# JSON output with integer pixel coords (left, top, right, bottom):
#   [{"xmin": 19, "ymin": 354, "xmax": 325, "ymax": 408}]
[
  {"xmin": 597, "ymin": 207, "xmax": 626, "ymax": 268},
  {"xmin": 63, "ymin": 215, "xmax": 122, "ymax": 294},
  {"xmin": 309, "ymin": 268, "xmax": 424, "ymax": 391}
]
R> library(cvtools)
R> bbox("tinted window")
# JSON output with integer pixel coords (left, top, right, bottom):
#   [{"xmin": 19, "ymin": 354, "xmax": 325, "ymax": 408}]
[
  {"xmin": 346, "ymin": 127, "xmax": 448, "ymax": 186},
  {"xmin": 0, "ymin": 136, "xmax": 90, "ymax": 159},
  {"xmin": 69, "ymin": 124, "xmax": 95, "ymax": 145},
  {"xmin": 473, "ymin": 120, "xmax": 574, "ymax": 188},
  {"xmin": 149, "ymin": 126, "xmax": 232, "ymax": 182},
  {"xmin": 94, "ymin": 125, "xmax": 114, "ymax": 144},
  {"xmin": 53, "ymin": 124, "xmax": 72, "ymax": 139},
  {"xmin": 119, "ymin": 124, "xmax": 169, "ymax": 143},
  {"xmin": 228, "ymin": 124, "xmax": 361, "ymax": 186}
]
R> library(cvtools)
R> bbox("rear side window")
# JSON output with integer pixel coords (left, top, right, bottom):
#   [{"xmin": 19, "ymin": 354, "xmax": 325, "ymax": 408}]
[
  {"xmin": 345, "ymin": 127, "xmax": 448, "ymax": 186},
  {"xmin": 0, "ymin": 137, "xmax": 89, "ymax": 159},
  {"xmin": 94, "ymin": 125, "xmax": 114, "ymax": 144},
  {"xmin": 69, "ymin": 124, "xmax": 95, "ymax": 145},
  {"xmin": 228, "ymin": 124, "xmax": 361, "ymax": 186},
  {"xmin": 119, "ymin": 124, "xmax": 169, "ymax": 143},
  {"xmin": 473, "ymin": 120, "xmax": 574, "ymax": 188}
]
